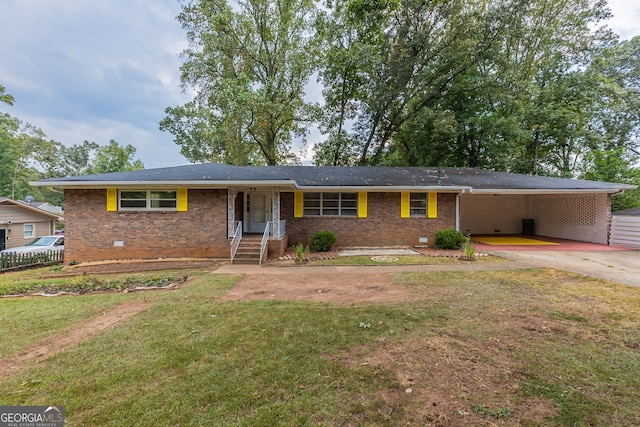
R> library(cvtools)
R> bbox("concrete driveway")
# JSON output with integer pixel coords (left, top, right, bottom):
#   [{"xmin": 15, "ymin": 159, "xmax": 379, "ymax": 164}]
[{"xmin": 491, "ymin": 250, "xmax": 640, "ymax": 287}]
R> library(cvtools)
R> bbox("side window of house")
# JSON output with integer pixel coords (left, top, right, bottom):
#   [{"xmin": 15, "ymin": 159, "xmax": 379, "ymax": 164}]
[
  {"xmin": 119, "ymin": 190, "xmax": 177, "ymax": 210},
  {"xmin": 303, "ymin": 193, "xmax": 358, "ymax": 216},
  {"xmin": 410, "ymin": 193, "xmax": 427, "ymax": 217},
  {"xmin": 24, "ymin": 224, "xmax": 34, "ymax": 238}
]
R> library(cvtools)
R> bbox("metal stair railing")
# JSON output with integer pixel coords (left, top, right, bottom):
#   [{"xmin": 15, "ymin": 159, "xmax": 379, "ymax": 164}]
[
  {"xmin": 259, "ymin": 221, "xmax": 271, "ymax": 265},
  {"xmin": 230, "ymin": 221, "xmax": 242, "ymax": 264}
]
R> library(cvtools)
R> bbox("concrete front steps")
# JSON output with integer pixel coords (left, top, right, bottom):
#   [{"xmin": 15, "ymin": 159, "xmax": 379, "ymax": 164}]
[{"xmin": 232, "ymin": 235, "xmax": 264, "ymax": 264}]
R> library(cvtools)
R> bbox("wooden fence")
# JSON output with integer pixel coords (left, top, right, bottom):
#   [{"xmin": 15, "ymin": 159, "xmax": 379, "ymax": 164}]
[
  {"xmin": 0, "ymin": 250, "xmax": 64, "ymax": 271},
  {"xmin": 610, "ymin": 215, "xmax": 640, "ymax": 249}
]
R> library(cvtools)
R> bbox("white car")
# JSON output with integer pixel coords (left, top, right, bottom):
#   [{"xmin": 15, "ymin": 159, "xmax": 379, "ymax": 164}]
[{"xmin": 1, "ymin": 235, "xmax": 64, "ymax": 255}]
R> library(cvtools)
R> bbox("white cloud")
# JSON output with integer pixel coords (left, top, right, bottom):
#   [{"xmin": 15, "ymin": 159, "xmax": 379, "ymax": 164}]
[
  {"xmin": 607, "ymin": 0, "xmax": 640, "ymax": 40},
  {"xmin": 0, "ymin": 0, "xmax": 190, "ymax": 169}
]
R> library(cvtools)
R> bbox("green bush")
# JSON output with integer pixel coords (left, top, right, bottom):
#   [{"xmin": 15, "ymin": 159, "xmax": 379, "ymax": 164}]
[
  {"xmin": 310, "ymin": 230, "xmax": 337, "ymax": 252},
  {"xmin": 434, "ymin": 229, "xmax": 465, "ymax": 249}
]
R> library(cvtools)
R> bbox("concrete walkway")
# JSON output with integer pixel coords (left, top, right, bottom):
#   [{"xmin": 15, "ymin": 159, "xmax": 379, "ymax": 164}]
[
  {"xmin": 214, "ymin": 250, "xmax": 640, "ymax": 287},
  {"xmin": 491, "ymin": 250, "xmax": 640, "ymax": 287}
]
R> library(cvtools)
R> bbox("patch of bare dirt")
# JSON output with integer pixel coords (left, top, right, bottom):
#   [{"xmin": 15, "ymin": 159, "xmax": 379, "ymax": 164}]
[
  {"xmin": 221, "ymin": 270, "xmax": 558, "ymax": 424},
  {"xmin": 332, "ymin": 334, "xmax": 557, "ymax": 426},
  {"xmin": 218, "ymin": 272, "xmax": 415, "ymax": 304},
  {"xmin": 0, "ymin": 300, "xmax": 150, "ymax": 377}
]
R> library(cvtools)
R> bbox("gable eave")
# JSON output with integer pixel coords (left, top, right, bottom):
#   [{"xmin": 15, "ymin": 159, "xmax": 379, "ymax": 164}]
[
  {"xmin": 469, "ymin": 186, "xmax": 636, "ymax": 195},
  {"xmin": 0, "ymin": 198, "xmax": 62, "ymax": 220}
]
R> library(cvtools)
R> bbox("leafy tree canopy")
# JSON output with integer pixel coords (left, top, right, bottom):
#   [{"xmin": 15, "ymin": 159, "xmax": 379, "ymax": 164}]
[
  {"xmin": 0, "ymin": 86, "xmax": 144, "ymax": 206},
  {"xmin": 163, "ymin": 0, "xmax": 321, "ymax": 165}
]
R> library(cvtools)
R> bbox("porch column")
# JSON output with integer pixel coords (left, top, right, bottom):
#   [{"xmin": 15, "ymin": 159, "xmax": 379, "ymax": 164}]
[
  {"xmin": 271, "ymin": 191, "xmax": 281, "ymax": 238},
  {"xmin": 228, "ymin": 189, "xmax": 237, "ymax": 238}
]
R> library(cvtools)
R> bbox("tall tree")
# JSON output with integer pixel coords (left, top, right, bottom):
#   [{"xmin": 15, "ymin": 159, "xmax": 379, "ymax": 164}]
[
  {"xmin": 164, "ymin": 0, "xmax": 320, "ymax": 165},
  {"xmin": 316, "ymin": 0, "xmax": 521, "ymax": 165},
  {"xmin": 161, "ymin": 102, "xmax": 260, "ymax": 165},
  {"xmin": 0, "ymin": 85, "xmax": 15, "ymax": 106},
  {"xmin": 91, "ymin": 140, "xmax": 144, "ymax": 174},
  {"xmin": 0, "ymin": 95, "xmax": 50, "ymax": 200},
  {"xmin": 1, "ymin": 86, "xmax": 145, "ymax": 204},
  {"xmin": 581, "ymin": 148, "xmax": 640, "ymax": 211},
  {"xmin": 315, "ymin": 0, "xmax": 618, "ymax": 174}
]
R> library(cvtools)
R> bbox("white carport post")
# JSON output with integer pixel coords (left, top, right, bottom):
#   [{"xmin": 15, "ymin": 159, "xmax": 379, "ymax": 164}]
[
  {"xmin": 271, "ymin": 191, "xmax": 281, "ymax": 238},
  {"xmin": 456, "ymin": 190, "xmax": 463, "ymax": 232},
  {"xmin": 228, "ymin": 188, "xmax": 237, "ymax": 238}
]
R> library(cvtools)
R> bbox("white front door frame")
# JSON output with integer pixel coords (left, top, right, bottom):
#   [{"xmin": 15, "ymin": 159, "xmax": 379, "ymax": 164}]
[{"xmin": 246, "ymin": 191, "xmax": 270, "ymax": 233}]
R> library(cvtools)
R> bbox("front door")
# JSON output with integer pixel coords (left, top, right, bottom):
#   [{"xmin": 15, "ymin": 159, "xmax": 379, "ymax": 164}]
[
  {"xmin": 0, "ymin": 229, "xmax": 5, "ymax": 251},
  {"xmin": 248, "ymin": 192, "xmax": 269, "ymax": 233}
]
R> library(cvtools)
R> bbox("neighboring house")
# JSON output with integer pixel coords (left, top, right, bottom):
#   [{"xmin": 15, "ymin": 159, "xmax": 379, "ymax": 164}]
[
  {"xmin": 29, "ymin": 201, "xmax": 64, "ymax": 216},
  {"xmin": 610, "ymin": 207, "xmax": 640, "ymax": 249},
  {"xmin": 0, "ymin": 197, "xmax": 63, "ymax": 252},
  {"xmin": 33, "ymin": 163, "xmax": 636, "ymax": 263}
]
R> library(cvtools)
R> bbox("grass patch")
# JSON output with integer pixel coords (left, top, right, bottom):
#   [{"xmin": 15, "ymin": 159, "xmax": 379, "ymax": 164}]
[
  {"xmin": 1, "ymin": 268, "xmax": 639, "ymax": 425},
  {"xmin": 0, "ymin": 293, "xmax": 137, "ymax": 359}
]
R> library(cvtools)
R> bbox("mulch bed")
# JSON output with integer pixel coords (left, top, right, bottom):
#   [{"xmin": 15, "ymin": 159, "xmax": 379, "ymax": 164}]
[{"xmin": 59, "ymin": 260, "xmax": 220, "ymax": 276}]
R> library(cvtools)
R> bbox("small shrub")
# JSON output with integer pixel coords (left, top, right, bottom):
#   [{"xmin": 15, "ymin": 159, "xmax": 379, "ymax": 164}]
[
  {"xmin": 464, "ymin": 234, "xmax": 475, "ymax": 258},
  {"xmin": 434, "ymin": 229, "xmax": 465, "ymax": 249},
  {"xmin": 310, "ymin": 230, "xmax": 337, "ymax": 252},
  {"xmin": 294, "ymin": 242, "xmax": 308, "ymax": 264}
]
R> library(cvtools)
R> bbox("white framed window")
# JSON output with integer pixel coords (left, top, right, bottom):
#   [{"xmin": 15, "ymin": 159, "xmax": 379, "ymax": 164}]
[
  {"xmin": 119, "ymin": 190, "xmax": 178, "ymax": 210},
  {"xmin": 24, "ymin": 224, "xmax": 34, "ymax": 238},
  {"xmin": 303, "ymin": 192, "xmax": 358, "ymax": 216},
  {"xmin": 410, "ymin": 193, "xmax": 427, "ymax": 217}
]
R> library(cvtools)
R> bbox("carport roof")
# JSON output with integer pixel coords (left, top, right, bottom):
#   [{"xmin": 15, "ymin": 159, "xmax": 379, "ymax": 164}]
[{"xmin": 32, "ymin": 163, "xmax": 636, "ymax": 193}]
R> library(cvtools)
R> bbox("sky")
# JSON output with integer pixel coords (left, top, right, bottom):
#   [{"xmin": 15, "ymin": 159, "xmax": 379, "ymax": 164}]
[{"xmin": 1, "ymin": 1, "xmax": 639, "ymax": 170}]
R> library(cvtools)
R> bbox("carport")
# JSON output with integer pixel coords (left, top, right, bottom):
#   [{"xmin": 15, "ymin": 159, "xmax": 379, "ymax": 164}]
[
  {"xmin": 444, "ymin": 168, "xmax": 635, "ymax": 246},
  {"xmin": 459, "ymin": 192, "xmax": 612, "ymax": 244}
]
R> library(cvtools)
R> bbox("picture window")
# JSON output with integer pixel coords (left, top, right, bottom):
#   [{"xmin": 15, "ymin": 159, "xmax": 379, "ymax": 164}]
[{"xmin": 119, "ymin": 190, "xmax": 177, "ymax": 210}]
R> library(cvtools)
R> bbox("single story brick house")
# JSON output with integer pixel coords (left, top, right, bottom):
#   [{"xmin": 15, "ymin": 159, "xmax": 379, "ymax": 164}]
[
  {"xmin": 33, "ymin": 163, "xmax": 636, "ymax": 263},
  {"xmin": 0, "ymin": 197, "xmax": 62, "ymax": 252}
]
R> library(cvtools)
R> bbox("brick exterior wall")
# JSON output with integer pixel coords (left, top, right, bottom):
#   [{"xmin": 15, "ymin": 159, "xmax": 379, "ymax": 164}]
[
  {"xmin": 533, "ymin": 193, "xmax": 611, "ymax": 244},
  {"xmin": 282, "ymin": 192, "xmax": 457, "ymax": 248},
  {"xmin": 64, "ymin": 189, "xmax": 229, "ymax": 262},
  {"xmin": 64, "ymin": 186, "xmax": 616, "ymax": 262}
]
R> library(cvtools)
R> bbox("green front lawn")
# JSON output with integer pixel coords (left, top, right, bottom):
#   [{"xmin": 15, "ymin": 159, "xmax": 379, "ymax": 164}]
[{"xmin": 1, "ymin": 268, "xmax": 639, "ymax": 426}]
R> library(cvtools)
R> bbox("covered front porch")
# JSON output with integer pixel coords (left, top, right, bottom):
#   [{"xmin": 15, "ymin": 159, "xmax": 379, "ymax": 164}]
[{"xmin": 227, "ymin": 188, "xmax": 289, "ymax": 264}]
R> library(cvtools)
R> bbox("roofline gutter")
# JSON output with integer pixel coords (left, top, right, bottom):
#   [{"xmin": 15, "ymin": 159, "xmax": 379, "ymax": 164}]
[
  {"xmin": 295, "ymin": 185, "xmax": 470, "ymax": 192},
  {"xmin": 470, "ymin": 188, "xmax": 633, "ymax": 194},
  {"xmin": 30, "ymin": 181, "xmax": 471, "ymax": 192},
  {"xmin": 30, "ymin": 181, "xmax": 635, "ymax": 194},
  {"xmin": 29, "ymin": 180, "xmax": 299, "ymax": 189}
]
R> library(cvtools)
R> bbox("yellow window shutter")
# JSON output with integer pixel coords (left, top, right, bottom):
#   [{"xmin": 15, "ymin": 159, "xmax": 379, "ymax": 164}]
[
  {"xmin": 401, "ymin": 192, "xmax": 410, "ymax": 218},
  {"xmin": 106, "ymin": 188, "xmax": 117, "ymax": 211},
  {"xmin": 428, "ymin": 192, "xmax": 438, "ymax": 218},
  {"xmin": 358, "ymin": 192, "xmax": 367, "ymax": 218},
  {"xmin": 177, "ymin": 188, "xmax": 188, "ymax": 212},
  {"xmin": 294, "ymin": 191, "xmax": 304, "ymax": 218}
]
